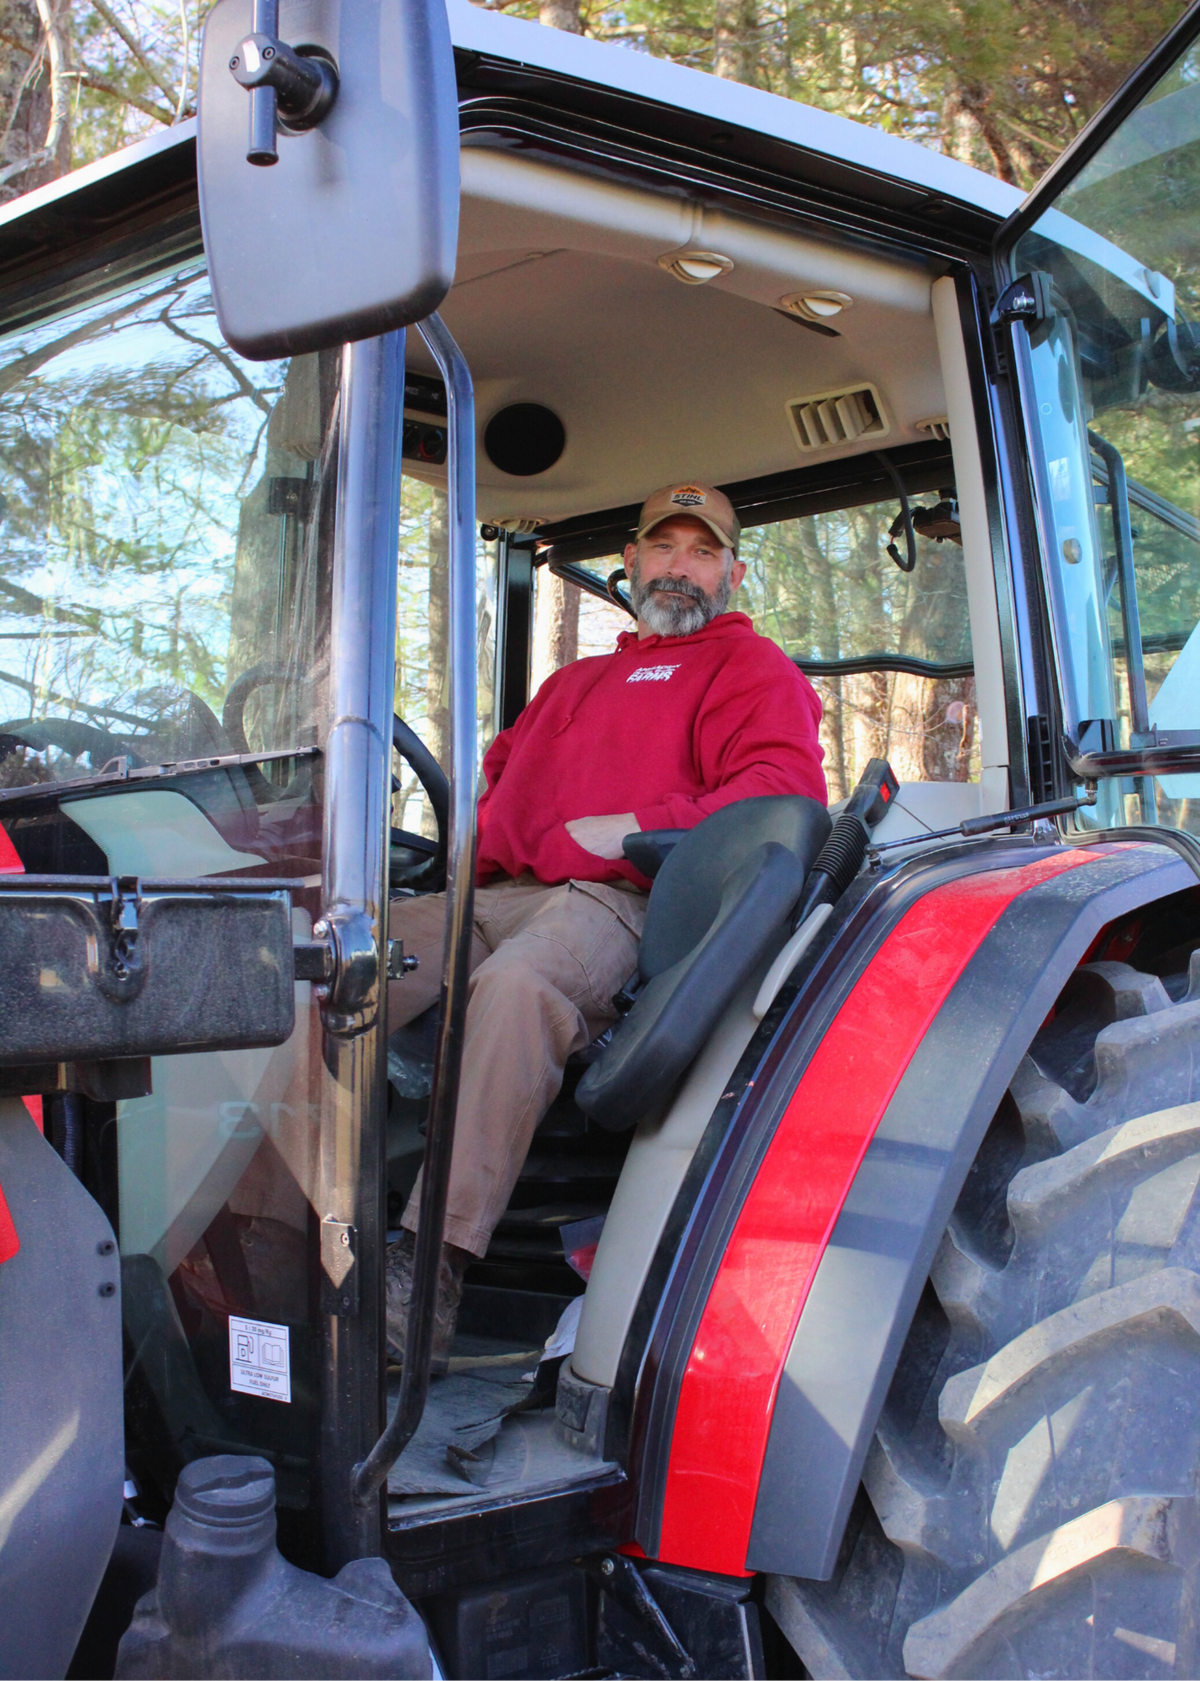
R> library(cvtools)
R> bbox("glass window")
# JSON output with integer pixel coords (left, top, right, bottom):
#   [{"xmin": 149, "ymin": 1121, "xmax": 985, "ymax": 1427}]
[
  {"xmin": 0, "ymin": 264, "xmax": 335, "ymax": 789},
  {"xmin": 393, "ymin": 483, "xmax": 498, "ymax": 841},
  {"xmin": 531, "ymin": 563, "xmax": 628, "ymax": 696},
  {"xmin": 1010, "ymin": 36, "xmax": 1200, "ymax": 829},
  {"xmin": 0, "ymin": 263, "xmax": 341, "ymax": 1523},
  {"xmin": 740, "ymin": 504, "xmax": 976, "ymax": 801},
  {"xmin": 531, "ymin": 496, "xmax": 977, "ymax": 802}
]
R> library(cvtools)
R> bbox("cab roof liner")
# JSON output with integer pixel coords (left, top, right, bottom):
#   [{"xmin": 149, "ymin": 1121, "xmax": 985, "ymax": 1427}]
[{"xmin": 404, "ymin": 147, "xmax": 948, "ymax": 523}]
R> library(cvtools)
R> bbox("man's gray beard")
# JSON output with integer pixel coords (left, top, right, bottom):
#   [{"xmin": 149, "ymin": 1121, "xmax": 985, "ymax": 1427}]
[{"xmin": 629, "ymin": 566, "xmax": 732, "ymax": 638}]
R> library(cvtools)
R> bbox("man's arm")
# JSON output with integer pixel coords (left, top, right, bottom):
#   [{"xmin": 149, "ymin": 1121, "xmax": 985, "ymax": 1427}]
[{"xmin": 631, "ymin": 654, "xmax": 826, "ymax": 833}]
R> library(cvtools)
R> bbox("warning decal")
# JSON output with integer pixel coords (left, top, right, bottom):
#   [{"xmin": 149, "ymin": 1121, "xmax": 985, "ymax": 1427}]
[{"xmin": 229, "ymin": 1314, "xmax": 291, "ymax": 1403}]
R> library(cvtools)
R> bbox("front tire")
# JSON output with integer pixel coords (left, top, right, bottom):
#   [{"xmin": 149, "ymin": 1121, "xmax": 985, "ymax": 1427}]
[{"xmin": 768, "ymin": 955, "xmax": 1200, "ymax": 1679}]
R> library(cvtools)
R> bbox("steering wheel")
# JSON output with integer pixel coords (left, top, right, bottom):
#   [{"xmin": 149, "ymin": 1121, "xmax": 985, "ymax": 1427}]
[
  {"xmin": 0, "ymin": 716, "xmax": 141, "ymax": 775},
  {"xmin": 222, "ymin": 663, "xmax": 293, "ymax": 755},
  {"xmin": 222, "ymin": 664, "xmax": 320, "ymax": 803},
  {"xmin": 392, "ymin": 714, "xmax": 449, "ymax": 892}
]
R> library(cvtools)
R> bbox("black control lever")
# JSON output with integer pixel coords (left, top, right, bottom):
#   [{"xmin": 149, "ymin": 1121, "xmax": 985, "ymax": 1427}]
[
  {"xmin": 228, "ymin": 0, "xmax": 338, "ymax": 167},
  {"xmin": 792, "ymin": 757, "xmax": 899, "ymax": 927}
]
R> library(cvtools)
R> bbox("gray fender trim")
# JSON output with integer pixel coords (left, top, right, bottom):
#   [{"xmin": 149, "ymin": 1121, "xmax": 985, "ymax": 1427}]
[
  {"xmin": 746, "ymin": 845, "xmax": 1192, "ymax": 1579},
  {"xmin": 0, "ymin": 1099, "xmax": 123, "ymax": 1679}
]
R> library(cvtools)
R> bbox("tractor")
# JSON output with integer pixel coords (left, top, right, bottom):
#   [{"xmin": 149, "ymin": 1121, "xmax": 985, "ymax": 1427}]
[{"xmin": 3, "ymin": 0, "xmax": 1200, "ymax": 1675}]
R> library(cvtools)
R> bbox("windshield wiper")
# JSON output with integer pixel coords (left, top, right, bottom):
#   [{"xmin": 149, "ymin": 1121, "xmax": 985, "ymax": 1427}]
[{"xmin": 0, "ymin": 744, "xmax": 320, "ymax": 808}]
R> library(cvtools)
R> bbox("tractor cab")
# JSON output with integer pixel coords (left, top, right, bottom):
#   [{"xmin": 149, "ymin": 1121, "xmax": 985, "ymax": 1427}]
[{"xmin": 4, "ymin": 0, "xmax": 1200, "ymax": 1676}]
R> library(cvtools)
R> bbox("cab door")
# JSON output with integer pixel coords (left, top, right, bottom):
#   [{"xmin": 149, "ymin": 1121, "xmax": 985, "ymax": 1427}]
[
  {"xmin": 0, "ymin": 216, "xmax": 392, "ymax": 1595},
  {"xmin": 994, "ymin": 0, "xmax": 1200, "ymax": 832}
]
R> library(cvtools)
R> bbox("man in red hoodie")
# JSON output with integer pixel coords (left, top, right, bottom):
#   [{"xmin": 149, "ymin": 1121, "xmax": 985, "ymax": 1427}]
[{"xmin": 385, "ymin": 481, "xmax": 826, "ymax": 1366}]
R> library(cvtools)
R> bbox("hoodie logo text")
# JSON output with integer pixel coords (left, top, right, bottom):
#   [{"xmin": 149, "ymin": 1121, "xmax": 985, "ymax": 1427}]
[{"xmin": 627, "ymin": 663, "xmax": 681, "ymax": 684}]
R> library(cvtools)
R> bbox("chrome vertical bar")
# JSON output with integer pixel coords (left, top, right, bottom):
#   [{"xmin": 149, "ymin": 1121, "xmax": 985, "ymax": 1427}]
[
  {"xmin": 319, "ymin": 331, "xmax": 403, "ymax": 1564},
  {"xmin": 321, "ymin": 334, "xmax": 405, "ymax": 1035},
  {"xmin": 353, "ymin": 311, "xmax": 476, "ymax": 1505}
]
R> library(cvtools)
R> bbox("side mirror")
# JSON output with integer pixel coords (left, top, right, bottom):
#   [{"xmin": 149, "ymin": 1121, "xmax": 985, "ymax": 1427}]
[{"xmin": 197, "ymin": 0, "xmax": 460, "ymax": 359}]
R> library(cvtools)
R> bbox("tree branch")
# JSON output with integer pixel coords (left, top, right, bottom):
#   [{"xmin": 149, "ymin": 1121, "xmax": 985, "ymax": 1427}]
[
  {"xmin": 33, "ymin": 0, "xmax": 72, "ymax": 173},
  {"xmin": 73, "ymin": 72, "xmax": 176, "ymax": 124},
  {"xmin": 90, "ymin": 0, "xmax": 179, "ymax": 107},
  {"xmin": 174, "ymin": 0, "xmax": 190, "ymax": 123},
  {"xmin": 158, "ymin": 312, "xmax": 273, "ymax": 414}
]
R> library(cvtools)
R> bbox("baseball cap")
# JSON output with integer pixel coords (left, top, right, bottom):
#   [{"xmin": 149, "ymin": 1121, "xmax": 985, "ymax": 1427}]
[{"xmin": 635, "ymin": 482, "xmax": 740, "ymax": 554}]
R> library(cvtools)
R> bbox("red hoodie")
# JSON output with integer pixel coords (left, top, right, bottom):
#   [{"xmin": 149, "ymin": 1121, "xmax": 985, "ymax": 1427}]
[{"xmin": 476, "ymin": 612, "xmax": 826, "ymax": 889}]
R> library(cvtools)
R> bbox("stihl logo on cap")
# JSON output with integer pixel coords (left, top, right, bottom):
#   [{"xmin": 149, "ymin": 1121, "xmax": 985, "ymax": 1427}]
[{"xmin": 670, "ymin": 486, "xmax": 706, "ymax": 508}]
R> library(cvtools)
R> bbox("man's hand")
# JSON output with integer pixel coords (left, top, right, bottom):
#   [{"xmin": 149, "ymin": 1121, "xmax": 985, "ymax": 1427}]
[{"xmin": 565, "ymin": 813, "xmax": 640, "ymax": 860}]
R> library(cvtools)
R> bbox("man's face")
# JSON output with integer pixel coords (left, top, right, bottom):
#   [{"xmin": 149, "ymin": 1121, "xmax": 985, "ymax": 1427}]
[{"xmin": 624, "ymin": 516, "xmax": 747, "ymax": 638}]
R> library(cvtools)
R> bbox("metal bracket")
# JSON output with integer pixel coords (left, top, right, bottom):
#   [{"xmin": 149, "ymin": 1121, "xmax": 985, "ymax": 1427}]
[
  {"xmin": 992, "ymin": 270, "xmax": 1053, "ymax": 327},
  {"xmin": 585, "ymin": 1553, "xmax": 696, "ymax": 1679},
  {"xmin": 386, "ymin": 939, "xmax": 419, "ymax": 981},
  {"xmin": 309, "ymin": 911, "xmax": 377, "ymax": 1031},
  {"xmin": 228, "ymin": 0, "xmax": 338, "ymax": 167},
  {"xmin": 320, "ymin": 1218, "xmax": 358, "ymax": 1316}
]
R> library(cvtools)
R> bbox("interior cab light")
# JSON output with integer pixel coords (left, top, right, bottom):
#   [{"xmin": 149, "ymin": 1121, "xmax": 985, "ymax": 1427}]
[
  {"xmin": 657, "ymin": 249, "xmax": 735, "ymax": 284},
  {"xmin": 779, "ymin": 289, "xmax": 854, "ymax": 322}
]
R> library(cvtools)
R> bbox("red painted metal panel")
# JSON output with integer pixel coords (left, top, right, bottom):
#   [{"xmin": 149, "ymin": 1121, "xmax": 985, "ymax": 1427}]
[
  {"xmin": 0, "ymin": 824, "xmax": 40, "ymax": 1127},
  {"xmin": 0, "ymin": 1179, "xmax": 17, "ymax": 1264},
  {"xmin": 0, "ymin": 823, "xmax": 22, "ymax": 873},
  {"xmin": 656, "ymin": 849, "xmax": 1098, "ymax": 1574}
]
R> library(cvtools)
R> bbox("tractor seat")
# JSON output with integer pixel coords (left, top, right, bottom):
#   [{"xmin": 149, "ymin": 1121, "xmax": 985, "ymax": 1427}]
[{"xmin": 575, "ymin": 795, "xmax": 831, "ymax": 1132}]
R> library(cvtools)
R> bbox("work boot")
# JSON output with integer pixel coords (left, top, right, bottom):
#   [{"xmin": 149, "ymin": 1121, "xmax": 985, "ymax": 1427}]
[{"xmin": 384, "ymin": 1228, "xmax": 473, "ymax": 1375}]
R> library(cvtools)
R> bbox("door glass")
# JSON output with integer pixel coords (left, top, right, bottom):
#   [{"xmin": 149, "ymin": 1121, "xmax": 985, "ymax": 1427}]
[
  {"xmin": 1008, "ymin": 35, "xmax": 1200, "ymax": 828},
  {"xmin": 0, "ymin": 262, "xmax": 340, "ymax": 1535},
  {"xmin": 393, "ymin": 482, "xmax": 498, "ymax": 843},
  {"xmin": 536, "ymin": 495, "xmax": 977, "ymax": 802}
]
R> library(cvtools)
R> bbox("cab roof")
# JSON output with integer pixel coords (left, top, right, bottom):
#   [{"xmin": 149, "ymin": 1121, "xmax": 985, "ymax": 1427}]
[
  {"xmin": 0, "ymin": 0, "xmax": 1021, "ymax": 314},
  {"xmin": 449, "ymin": 0, "xmax": 1022, "ymax": 224}
]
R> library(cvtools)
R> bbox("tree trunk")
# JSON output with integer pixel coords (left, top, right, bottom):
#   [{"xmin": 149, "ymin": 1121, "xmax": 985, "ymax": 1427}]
[
  {"xmin": 956, "ymin": 82, "xmax": 1019, "ymax": 186},
  {"xmin": 532, "ymin": 569, "xmax": 580, "ymax": 694},
  {"xmin": 713, "ymin": 0, "xmax": 760, "ymax": 84},
  {"xmin": 29, "ymin": 0, "xmax": 70, "ymax": 184},
  {"xmin": 539, "ymin": 0, "xmax": 581, "ymax": 32}
]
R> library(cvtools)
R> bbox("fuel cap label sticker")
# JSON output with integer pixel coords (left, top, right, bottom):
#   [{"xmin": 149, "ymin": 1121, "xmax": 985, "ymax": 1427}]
[{"xmin": 229, "ymin": 1314, "xmax": 291, "ymax": 1403}]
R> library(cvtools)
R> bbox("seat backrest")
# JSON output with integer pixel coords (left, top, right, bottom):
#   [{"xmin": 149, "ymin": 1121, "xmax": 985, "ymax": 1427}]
[
  {"xmin": 637, "ymin": 796, "xmax": 832, "ymax": 979},
  {"xmin": 576, "ymin": 795, "xmax": 830, "ymax": 1131}
]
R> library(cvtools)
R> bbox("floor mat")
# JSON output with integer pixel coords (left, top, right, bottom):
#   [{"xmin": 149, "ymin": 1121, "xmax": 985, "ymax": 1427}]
[{"xmin": 385, "ymin": 1349, "xmax": 541, "ymax": 1498}]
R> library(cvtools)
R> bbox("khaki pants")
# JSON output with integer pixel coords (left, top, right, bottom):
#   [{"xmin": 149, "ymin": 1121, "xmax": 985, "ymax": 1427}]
[{"xmin": 386, "ymin": 877, "xmax": 646, "ymax": 1256}]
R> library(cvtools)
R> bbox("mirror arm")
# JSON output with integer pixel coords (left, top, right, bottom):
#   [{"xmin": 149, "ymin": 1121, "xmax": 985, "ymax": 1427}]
[
  {"xmin": 875, "ymin": 450, "xmax": 917, "ymax": 572},
  {"xmin": 353, "ymin": 311, "xmax": 477, "ymax": 1506}
]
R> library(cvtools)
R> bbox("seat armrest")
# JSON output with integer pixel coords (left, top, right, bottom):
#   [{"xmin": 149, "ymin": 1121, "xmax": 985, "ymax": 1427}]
[{"xmin": 622, "ymin": 829, "xmax": 686, "ymax": 880}]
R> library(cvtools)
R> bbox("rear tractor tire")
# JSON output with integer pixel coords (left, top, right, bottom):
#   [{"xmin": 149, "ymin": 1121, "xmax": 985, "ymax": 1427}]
[{"xmin": 768, "ymin": 952, "xmax": 1200, "ymax": 1679}]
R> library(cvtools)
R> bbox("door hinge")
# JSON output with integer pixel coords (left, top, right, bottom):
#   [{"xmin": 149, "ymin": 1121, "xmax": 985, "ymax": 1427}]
[{"xmin": 992, "ymin": 271, "xmax": 1053, "ymax": 327}]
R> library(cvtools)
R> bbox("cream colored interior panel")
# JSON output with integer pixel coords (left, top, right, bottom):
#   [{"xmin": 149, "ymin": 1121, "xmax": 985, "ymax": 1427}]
[
  {"xmin": 868, "ymin": 778, "xmax": 985, "ymax": 846},
  {"xmin": 931, "ymin": 275, "xmax": 1010, "ymax": 790},
  {"xmin": 572, "ymin": 950, "xmax": 779, "ymax": 1388}
]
